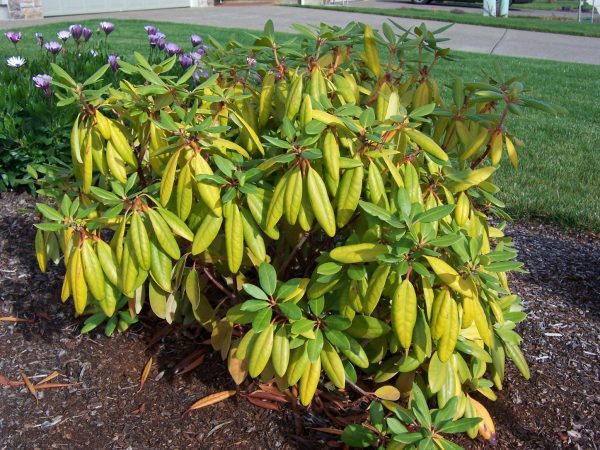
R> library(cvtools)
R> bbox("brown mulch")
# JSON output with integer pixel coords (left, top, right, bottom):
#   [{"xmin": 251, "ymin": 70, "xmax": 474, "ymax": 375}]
[{"xmin": 1, "ymin": 191, "xmax": 599, "ymax": 449}]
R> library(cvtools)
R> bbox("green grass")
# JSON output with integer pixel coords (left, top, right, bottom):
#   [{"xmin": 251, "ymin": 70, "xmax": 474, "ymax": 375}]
[
  {"xmin": 4, "ymin": 20, "xmax": 600, "ymax": 231},
  {"xmin": 515, "ymin": 0, "xmax": 581, "ymax": 11},
  {"xmin": 444, "ymin": 0, "xmax": 582, "ymax": 11},
  {"xmin": 287, "ymin": 4, "xmax": 600, "ymax": 37}
]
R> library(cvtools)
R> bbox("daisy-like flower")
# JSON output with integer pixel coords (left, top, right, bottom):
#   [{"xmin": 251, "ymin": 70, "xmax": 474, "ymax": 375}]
[
  {"xmin": 69, "ymin": 24, "xmax": 83, "ymax": 41},
  {"xmin": 83, "ymin": 27, "xmax": 93, "ymax": 42},
  {"xmin": 190, "ymin": 51, "xmax": 204, "ymax": 62},
  {"xmin": 35, "ymin": 32, "xmax": 44, "ymax": 46},
  {"xmin": 190, "ymin": 34, "xmax": 203, "ymax": 48},
  {"xmin": 32, "ymin": 74, "xmax": 53, "ymax": 96},
  {"xmin": 179, "ymin": 54, "xmax": 194, "ymax": 69},
  {"xmin": 144, "ymin": 25, "xmax": 158, "ymax": 35},
  {"xmin": 5, "ymin": 31, "xmax": 22, "ymax": 44},
  {"xmin": 99, "ymin": 21, "xmax": 115, "ymax": 35},
  {"xmin": 44, "ymin": 41, "xmax": 63, "ymax": 55},
  {"xmin": 108, "ymin": 54, "xmax": 120, "ymax": 71},
  {"xmin": 57, "ymin": 30, "xmax": 71, "ymax": 42},
  {"xmin": 6, "ymin": 56, "xmax": 26, "ymax": 68},
  {"xmin": 164, "ymin": 42, "xmax": 182, "ymax": 56},
  {"xmin": 148, "ymin": 33, "xmax": 165, "ymax": 48}
]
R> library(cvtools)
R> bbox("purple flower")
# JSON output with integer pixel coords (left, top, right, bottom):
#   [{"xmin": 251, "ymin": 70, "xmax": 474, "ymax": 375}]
[
  {"xmin": 164, "ymin": 42, "xmax": 182, "ymax": 56},
  {"xmin": 99, "ymin": 21, "xmax": 115, "ymax": 35},
  {"xmin": 246, "ymin": 56, "xmax": 257, "ymax": 68},
  {"xmin": 69, "ymin": 24, "xmax": 83, "ymax": 41},
  {"xmin": 5, "ymin": 31, "xmax": 22, "ymax": 44},
  {"xmin": 6, "ymin": 56, "xmax": 26, "ymax": 68},
  {"xmin": 108, "ymin": 54, "xmax": 120, "ymax": 71},
  {"xmin": 35, "ymin": 32, "xmax": 44, "ymax": 46},
  {"xmin": 83, "ymin": 27, "xmax": 93, "ymax": 42},
  {"xmin": 144, "ymin": 25, "xmax": 158, "ymax": 35},
  {"xmin": 190, "ymin": 34, "xmax": 203, "ymax": 48},
  {"xmin": 192, "ymin": 68, "xmax": 208, "ymax": 83},
  {"xmin": 253, "ymin": 73, "xmax": 263, "ymax": 84},
  {"xmin": 57, "ymin": 30, "xmax": 71, "ymax": 42},
  {"xmin": 179, "ymin": 54, "xmax": 194, "ymax": 69},
  {"xmin": 190, "ymin": 51, "xmax": 203, "ymax": 62},
  {"xmin": 44, "ymin": 41, "xmax": 63, "ymax": 55},
  {"xmin": 33, "ymin": 74, "xmax": 53, "ymax": 96},
  {"xmin": 148, "ymin": 33, "xmax": 166, "ymax": 49}
]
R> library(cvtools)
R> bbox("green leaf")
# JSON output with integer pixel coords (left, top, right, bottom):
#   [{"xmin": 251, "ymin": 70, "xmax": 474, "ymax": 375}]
[
  {"xmin": 410, "ymin": 383, "xmax": 432, "ymax": 428},
  {"xmin": 484, "ymin": 261, "xmax": 525, "ymax": 272},
  {"xmin": 90, "ymin": 186, "xmax": 121, "ymax": 204},
  {"xmin": 324, "ymin": 329, "xmax": 350, "ymax": 351},
  {"xmin": 242, "ymin": 283, "xmax": 269, "ymax": 301},
  {"xmin": 291, "ymin": 319, "xmax": 315, "ymax": 335},
  {"xmin": 252, "ymin": 307, "xmax": 272, "ymax": 333},
  {"xmin": 386, "ymin": 417, "xmax": 408, "ymax": 435},
  {"xmin": 409, "ymin": 102, "xmax": 436, "ymax": 118},
  {"xmin": 50, "ymin": 63, "xmax": 77, "ymax": 87},
  {"xmin": 316, "ymin": 262, "xmax": 342, "ymax": 276},
  {"xmin": 324, "ymin": 315, "xmax": 351, "ymax": 331},
  {"xmin": 392, "ymin": 431, "xmax": 425, "ymax": 444},
  {"xmin": 258, "ymin": 263, "xmax": 277, "ymax": 295},
  {"xmin": 81, "ymin": 313, "xmax": 106, "ymax": 333},
  {"xmin": 427, "ymin": 234, "xmax": 462, "ymax": 248},
  {"xmin": 359, "ymin": 200, "xmax": 404, "ymax": 228},
  {"xmin": 341, "ymin": 425, "xmax": 377, "ymax": 448},
  {"xmin": 414, "ymin": 205, "xmax": 455, "ymax": 224},
  {"xmin": 35, "ymin": 222, "xmax": 65, "ymax": 231},
  {"xmin": 240, "ymin": 299, "xmax": 269, "ymax": 312},
  {"xmin": 104, "ymin": 316, "xmax": 118, "ymax": 336},
  {"xmin": 370, "ymin": 401, "xmax": 385, "ymax": 431},
  {"xmin": 438, "ymin": 418, "xmax": 482, "ymax": 434},
  {"xmin": 83, "ymin": 64, "xmax": 109, "ymax": 86},
  {"xmin": 432, "ymin": 396, "xmax": 458, "ymax": 426},
  {"xmin": 36, "ymin": 203, "xmax": 63, "ymax": 221},
  {"xmin": 275, "ymin": 278, "xmax": 302, "ymax": 301},
  {"xmin": 278, "ymin": 302, "xmax": 302, "ymax": 321},
  {"xmin": 306, "ymin": 329, "xmax": 324, "ymax": 362}
]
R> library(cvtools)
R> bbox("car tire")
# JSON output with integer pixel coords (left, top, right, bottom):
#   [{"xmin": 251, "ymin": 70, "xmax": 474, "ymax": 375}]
[{"xmin": 411, "ymin": 0, "xmax": 433, "ymax": 4}]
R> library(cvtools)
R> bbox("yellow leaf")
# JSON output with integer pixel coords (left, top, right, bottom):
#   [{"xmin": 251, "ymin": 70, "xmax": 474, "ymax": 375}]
[
  {"xmin": 36, "ymin": 371, "xmax": 60, "ymax": 386},
  {"xmin": 20, "ymin": 371, "xmax": 37, "ymax": 401},
  {"xmin": 187, "ymin": 390, "xmax": 237, "ymax": 412},
  {"xmin": 138, "ymin": 357, "xmax": 153, "ymax": 392},
  {"xmin": 374, "ymin": 385, "xmax": 401, "ymax": 401}
]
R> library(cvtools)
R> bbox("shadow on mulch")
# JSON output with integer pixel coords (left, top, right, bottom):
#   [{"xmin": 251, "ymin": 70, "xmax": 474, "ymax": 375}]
[{"xmin": 1, "ymin": 192, "xmax": 598, "ymax": 449}]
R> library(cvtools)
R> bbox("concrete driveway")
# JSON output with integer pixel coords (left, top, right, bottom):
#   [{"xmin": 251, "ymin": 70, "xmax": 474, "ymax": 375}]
[{"xmin": 0, "ymin": 4, "xmax": 598, "ymax": 65}]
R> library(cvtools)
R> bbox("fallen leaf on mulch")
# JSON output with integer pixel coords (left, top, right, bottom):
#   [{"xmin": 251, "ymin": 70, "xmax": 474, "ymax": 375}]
[
  {"xmin": 187, "ymin": 390, "xmax": 237, "ymax": 413},
  {"xmin": 138, "ymin": 357, "xmax": 153, "ymax": 392}
]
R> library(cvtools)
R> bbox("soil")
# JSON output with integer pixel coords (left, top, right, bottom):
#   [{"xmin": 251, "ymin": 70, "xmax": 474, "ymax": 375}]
[{"xmin": 1, "ymin": 192, "xmax": 599, "ymax": 450}]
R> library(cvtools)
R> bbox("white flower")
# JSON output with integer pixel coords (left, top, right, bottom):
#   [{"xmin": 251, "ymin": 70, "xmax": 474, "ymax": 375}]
[{"xmin": 6, "ymin": 56, "xmax": 26, "ymax": 68}]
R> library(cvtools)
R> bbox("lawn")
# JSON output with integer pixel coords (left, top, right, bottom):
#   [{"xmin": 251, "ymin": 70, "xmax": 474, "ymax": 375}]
[
  {"xmin": 446, "ymin": 0, "xmax": 585, "ymax": 12},
  {"xmin": 515, "ymin": 0, "xmax": 584, "ymax": 11},
  {"xmin": 2, "ymin": 19, "xmax": 599, "ymax": 231},
  {"xmin": 287, "ymin": 4, "xmax": 600, "ymax": 37}
]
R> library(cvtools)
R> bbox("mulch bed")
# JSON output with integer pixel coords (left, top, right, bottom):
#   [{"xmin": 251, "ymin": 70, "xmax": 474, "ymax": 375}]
[{"xmin": 1, "ymin": 191, "xmax": 598, "ymax": 449}]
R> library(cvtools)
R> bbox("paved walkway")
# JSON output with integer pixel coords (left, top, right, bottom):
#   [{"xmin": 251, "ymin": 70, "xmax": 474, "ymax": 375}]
[{"xmin": 1, "ymin": 4, "xmax": 598, "ymax": 65}]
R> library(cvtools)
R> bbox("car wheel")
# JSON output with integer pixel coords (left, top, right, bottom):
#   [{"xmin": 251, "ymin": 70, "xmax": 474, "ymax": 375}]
[{"xmin": 411, "ymin": 0, "xmax": 433, "ymax": 4}]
